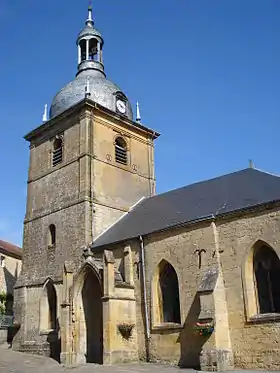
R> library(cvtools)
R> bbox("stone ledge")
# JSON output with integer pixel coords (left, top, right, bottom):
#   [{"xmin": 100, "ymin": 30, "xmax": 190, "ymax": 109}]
[
  {"xmin": 151, "ymin": 323, "xmax": 183, "ymax": 332},
  {"xmin": 102, "ymin": 295, "xmax": 136, "ymax": 302},
  {"xmin": 247, "ymin": 313, "xmax": 280, "ymax": 324},
  {"xmin": 115, "ymin": 281, "xmax": 135, "ymax": 289},
  {"xmin": 39, "ymin": 329, "xmax": 55, "ymax": 336}
]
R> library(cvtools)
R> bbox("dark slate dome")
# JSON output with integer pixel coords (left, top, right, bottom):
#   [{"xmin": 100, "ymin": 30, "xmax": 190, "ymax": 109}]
[
  {"xmin": 77, "ymin": 25, "xmax": 102, "ymax": 40},
  {"xmin": 49, "ymin": 70, "xmax": 133, "ymax": 120}
]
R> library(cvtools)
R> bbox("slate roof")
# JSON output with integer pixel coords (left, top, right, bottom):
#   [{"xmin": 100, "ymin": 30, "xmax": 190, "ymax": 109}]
[
  {"xmin": 92, "ymin": 168, "xmax": 280, "ymax": 249},
  {"xmin": 0, "ymin": 240, "xmax": 22, "ymax": 259}
]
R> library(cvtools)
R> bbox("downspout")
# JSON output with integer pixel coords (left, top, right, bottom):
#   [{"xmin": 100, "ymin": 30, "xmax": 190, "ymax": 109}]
[{"xmin": 139, "ymin": 235, "xmax": 150, "ymax": 361}]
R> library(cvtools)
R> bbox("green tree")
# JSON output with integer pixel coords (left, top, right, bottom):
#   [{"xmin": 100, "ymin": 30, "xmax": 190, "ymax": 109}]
[{"xmin": 0, "ymin": 291, "xmax": 7, "ymax": 315}]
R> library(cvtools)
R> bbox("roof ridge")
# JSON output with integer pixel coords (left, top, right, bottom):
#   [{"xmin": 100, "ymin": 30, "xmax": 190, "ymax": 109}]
[
  {"xmin": 0, "ymin": 239, "xmax": 21, "ymax": 250},
  {"xmin": 149, "ymin": 168, "xmax": 253, "ymax": 200},
  {"xmin": 0, "ymin": 239, "xmax": 22, "ymax": 259},
  {"xmin": 252, "ymin": 167, "xmax": 280, "ymax": 178}
]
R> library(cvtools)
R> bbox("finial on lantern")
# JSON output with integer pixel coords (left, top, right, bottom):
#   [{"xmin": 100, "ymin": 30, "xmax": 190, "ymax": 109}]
[
  {"xmin": 136, "ymin": 101, "xmax": 141, "ymax": 123},
  {"xmin": 86, "ymin": 0, "xmax": 94, "ymax": 27},
  {"xmin": 85, "ymin": 76, "xmax": 91, "ymax": 98},
  {"xmin": 42, "ymin": 104, "xmax": 48, "ymax": 122}
]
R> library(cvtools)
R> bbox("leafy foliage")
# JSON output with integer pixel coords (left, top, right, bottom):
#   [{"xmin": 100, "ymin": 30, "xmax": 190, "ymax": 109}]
[
  {"xmin": 0, "ymin": 291, "xmax": 7, "ymax": 315},
  {"xmin": 194, "ymin": 320, "xmax": 215, "ymax": 336}
]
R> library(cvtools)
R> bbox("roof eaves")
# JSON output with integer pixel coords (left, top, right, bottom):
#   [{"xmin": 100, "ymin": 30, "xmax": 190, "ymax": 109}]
[
  {"xmin": 92, "ymin": 213, "xmax": 215, "ymax": 251},
  {"xmin": 215, "ymin": 199, "xmax": 280, "ymax": 221},
  {"xmin": 92, "ymin": 198, "xmax": 280, "ymax": 251},
  {"xmin": 0, "ymin": 247, "xmax": 22, "ymax": 260}
]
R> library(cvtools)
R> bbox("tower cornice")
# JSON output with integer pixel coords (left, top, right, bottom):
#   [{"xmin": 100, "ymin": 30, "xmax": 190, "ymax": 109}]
[{"xmin": 25, "ymin": 98, "xmax": 160, "ymax": 144}]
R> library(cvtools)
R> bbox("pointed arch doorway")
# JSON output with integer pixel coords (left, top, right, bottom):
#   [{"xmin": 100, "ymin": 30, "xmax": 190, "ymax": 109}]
[{"xmin": 74, "ymin": 265, "xmax": 103, "ymax": 364}]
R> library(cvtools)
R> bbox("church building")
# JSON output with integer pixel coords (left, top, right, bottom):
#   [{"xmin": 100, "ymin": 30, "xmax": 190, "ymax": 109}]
[{"xmin": 13, "ymin": 4, "xmax": 280, "ymax": 371}]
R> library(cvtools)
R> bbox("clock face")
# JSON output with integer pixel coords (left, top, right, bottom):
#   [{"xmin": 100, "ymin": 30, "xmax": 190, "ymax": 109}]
[{"xmin": 116, "ymin": 99, "xmax": 126, "ymax": 114}]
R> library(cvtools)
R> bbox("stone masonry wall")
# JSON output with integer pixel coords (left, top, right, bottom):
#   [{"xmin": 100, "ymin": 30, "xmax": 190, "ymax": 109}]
[
  {"xmin": 123, "ymin": 224, "xmax": 217, "ymax": 368},
  {"xmin": 92, "ymin": 112, "xmax": 154, "ymax": 238},
  {"xmin": 125, "ymin": 206, "xmax": 280, "ymax": 370},
  {"xmin": 143, "ymin": 224, "xmax": 217, "ymax": 368},
  {"xmin": 20, "ymin": 202, "xmax": 88, "ymax": 285},
  {"xmin": 13, "ymin": 283, "xmax": 63, "ymax": 355},
  {"xmin": 217, "ymin": 207, "xmax": 280, "ymax": 370},
  {"xmin": 16, "ymin": 103, "xmax": 158, "ymax": 359},
  {"xmin": 15, "ymin": 112, "xmax": 93, "ymax": 353}
]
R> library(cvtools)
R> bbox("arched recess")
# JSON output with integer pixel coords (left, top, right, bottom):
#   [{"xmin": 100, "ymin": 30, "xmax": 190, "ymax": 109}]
[
  {"xmin": 243, "ymin": 240, "xmax": 280, "ymax": 318},
  {"xmin": 73, "ymin": 263, "xmax": 103, "ymax": 364},
  {"xmin": 48, "ymin": 224, "xmax": 56, "ymax": 247},
  {"xmin": 151, "ymin": 259, "xmax": 181, "ymax": 326},
  {"xmin": 39, "ymin": 279, "xmax": 58, "ymax": 332}
]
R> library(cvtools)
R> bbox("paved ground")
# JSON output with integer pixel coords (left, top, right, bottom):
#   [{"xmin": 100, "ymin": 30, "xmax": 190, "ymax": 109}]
[
  {"xmin": 0, "ymin": 345, "xmax": 194, "ymax": 373},
  {"xmin": 0, "ymin": 346, "xmax": 278, "ymax": 373}
]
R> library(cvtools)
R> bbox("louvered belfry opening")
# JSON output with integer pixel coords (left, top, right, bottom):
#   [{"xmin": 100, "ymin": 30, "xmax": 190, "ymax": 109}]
[
  {"xmin": 53, "ymin": 138, "xmax": 63, "ymax": 167},
  {"xmin": 115, "ymin": 137, "xmax": 127, "ymax": 165}
]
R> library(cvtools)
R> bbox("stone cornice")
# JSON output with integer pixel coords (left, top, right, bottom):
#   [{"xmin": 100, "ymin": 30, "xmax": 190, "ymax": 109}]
[
  {"xmin": 27, "ymin": 152, "xmax": 154, "ymax": 184},
  {"xmin": 24, "ymin": 195, "xmax": 130, "ymax": 224},
  {"xmin": 24, "ymin": 99, "xmax": 160, "ymax": 144},
  {"xmin": 24, "ymin": 196, "xmax": 92, "ymax": 224}
]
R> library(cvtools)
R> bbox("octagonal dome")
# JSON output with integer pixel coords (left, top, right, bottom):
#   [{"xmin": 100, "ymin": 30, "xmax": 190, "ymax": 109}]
[
  {"xmin": 49, "ymin": 70, "xmax": 133, "ymax": 120},
  {"xmin": 77, "ymin": 25, "xmax": 102, "ymax": 41}
]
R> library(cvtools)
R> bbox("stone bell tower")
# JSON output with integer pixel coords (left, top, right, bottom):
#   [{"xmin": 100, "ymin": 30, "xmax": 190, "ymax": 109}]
[{"xmin": 13, "ymin": 3, "xmax": 159, "ymax": 358}]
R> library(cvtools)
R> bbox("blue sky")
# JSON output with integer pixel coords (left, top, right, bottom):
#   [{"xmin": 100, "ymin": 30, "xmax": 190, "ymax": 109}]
[{"xmin": 0, "ymin": 0, "xmax": 280, "ymax": 246}]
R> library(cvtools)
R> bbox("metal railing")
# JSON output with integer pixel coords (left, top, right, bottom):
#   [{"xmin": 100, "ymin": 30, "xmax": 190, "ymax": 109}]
[{"xmin": 0, "ymin": 315, "xmax": 14, "ymax": 328}]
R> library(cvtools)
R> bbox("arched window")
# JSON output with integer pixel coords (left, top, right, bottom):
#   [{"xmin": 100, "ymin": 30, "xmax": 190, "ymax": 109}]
[
  {"xmin": 115, "ymin": 137, "xmax": 127, "ymax": 165},
  {"xmin": 254, "ymin": 244, "xmax": 280, "ymax": 314},
  {"xmin": 79, "ymin": 39, "xmax": 87, "ymax": 62},
  {"xmin": 40, "ymin": 281, "xmax": 57, "ymax": 331},
  {"xmin": 89, "ymin": 38, "xmax": 98, "ymax": 61},
  {"xmin": 48, "ymin": 224, "xmax": 56, "ymax": 247},
  {"xmin": 52, "ymin": 138, "xmax": 63, "ymax": 167},
  {"xmin": 159, "ymin": 261, "xmax": 181, "ymax": 323}
]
